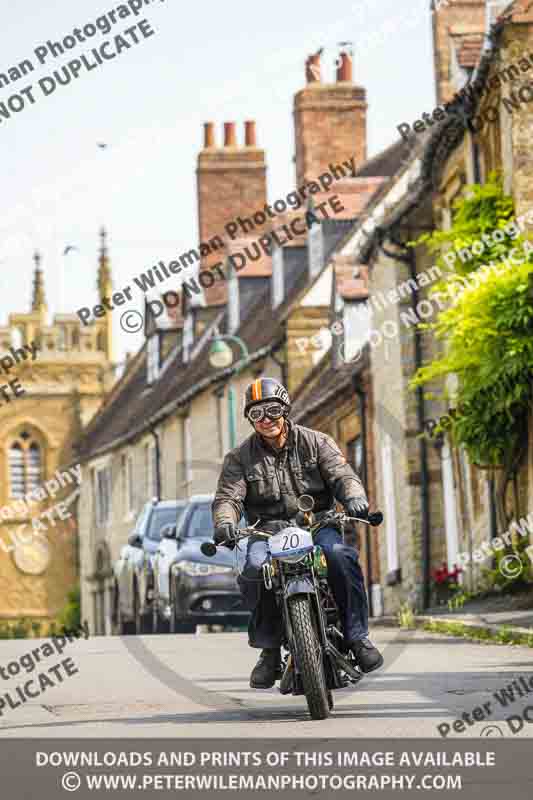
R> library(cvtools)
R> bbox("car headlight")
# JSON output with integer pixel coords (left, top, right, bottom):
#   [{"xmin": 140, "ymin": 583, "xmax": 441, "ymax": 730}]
[{"xmin": 173, "ymin": 561, "xmax": 233, "ymax": 577}]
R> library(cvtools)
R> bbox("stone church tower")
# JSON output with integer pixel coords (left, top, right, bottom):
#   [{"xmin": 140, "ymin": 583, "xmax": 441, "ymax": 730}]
[{"xmin": 0, "ymin": 232, "xmax": 114, "ymax": 627}]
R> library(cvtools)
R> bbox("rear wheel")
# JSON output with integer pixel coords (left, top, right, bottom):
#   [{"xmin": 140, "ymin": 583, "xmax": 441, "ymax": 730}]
[{"xmin": 289, "ymin": 596, "xmax": 329, "ymax": 720}]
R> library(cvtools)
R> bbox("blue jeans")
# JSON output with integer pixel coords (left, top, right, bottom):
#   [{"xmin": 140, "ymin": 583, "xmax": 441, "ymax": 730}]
[{"xmin": 237, "ymin": 525, "xmax": 369, "ymax": 649}]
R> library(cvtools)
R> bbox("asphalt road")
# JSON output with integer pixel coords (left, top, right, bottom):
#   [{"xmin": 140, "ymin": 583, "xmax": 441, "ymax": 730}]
[{"xmin": 1, "ymin": 626, "xmax": 532, "ymax": 738}]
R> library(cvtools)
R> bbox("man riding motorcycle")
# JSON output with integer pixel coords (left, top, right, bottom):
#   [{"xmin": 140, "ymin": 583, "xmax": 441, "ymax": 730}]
[{"xmin": 212, "ymin": 377, "xmax": 383, "ymax": 689}]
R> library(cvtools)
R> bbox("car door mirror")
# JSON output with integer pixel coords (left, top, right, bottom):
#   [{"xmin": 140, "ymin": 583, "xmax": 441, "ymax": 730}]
[
  {"xmin": 161, "ymin": 524, "xmax": 177, "ymax": 540},
  {"xmin": 128, "ymin": 533, "xmax": 143, "ymax": 548}
]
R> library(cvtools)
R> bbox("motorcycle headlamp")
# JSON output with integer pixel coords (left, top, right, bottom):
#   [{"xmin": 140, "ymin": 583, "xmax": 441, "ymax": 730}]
[{"xmin": 247, "ymin": 402, "xmax": 286, "ymax": 424}]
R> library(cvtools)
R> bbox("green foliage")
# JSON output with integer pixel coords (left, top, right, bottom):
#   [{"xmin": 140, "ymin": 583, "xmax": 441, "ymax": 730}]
[
  {"xmin": 11, "ymin": 618, "xmax": 32, "ymax": 639},
  {"xmin": 57, "ymin": 585, "xmax": 81, "ymax": 631},
  {"xmin": 447, "ymin": 591, "xmax": 468, "ymax": 612},
  {"xmin": 412, "ymin": 173, "xmax": 517, "ymax": 278},
  {"xmin": 422, "ymin": 618, "xmax": 532, "ymax": 647},
  {"xmin": 0, "ymin": 618, "xmax": 42, "ymax": 639},
  {"xmin": 480, "ymin": 536, "xmax": 533, "ymax": 594},
  {"xmin": 0, "ymin": 622, "xmax": 13, "ymax": 639},
  {"xmin": 410, "ymin": 173, "xmax": 533, "ymax": 466},
  {"xmin": 397, "ymin": 602, "xmax": 416, "ymax": 629}
]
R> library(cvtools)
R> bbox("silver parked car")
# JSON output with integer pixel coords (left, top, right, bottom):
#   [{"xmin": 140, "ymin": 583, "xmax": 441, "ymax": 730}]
[{"xmin": 113, "ymin": 499, "xmax": 187, "ymax": 634}]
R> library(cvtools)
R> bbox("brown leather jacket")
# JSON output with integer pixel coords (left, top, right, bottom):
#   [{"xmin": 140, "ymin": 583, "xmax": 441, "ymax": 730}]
[{"xmin": 212, "ymin": 421, "xmax": 367, "ymax": 530}]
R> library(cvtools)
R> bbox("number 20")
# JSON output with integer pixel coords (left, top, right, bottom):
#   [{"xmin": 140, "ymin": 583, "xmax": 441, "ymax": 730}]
[{"xmin": 281, "ymin": 533, "xmax": 301, "ymax": 550}]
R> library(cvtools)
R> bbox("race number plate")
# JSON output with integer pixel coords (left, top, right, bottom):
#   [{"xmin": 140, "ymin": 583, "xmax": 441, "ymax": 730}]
[{"xmin": 269, "ymin": 527, "xmax": 314, "ymax": 560}]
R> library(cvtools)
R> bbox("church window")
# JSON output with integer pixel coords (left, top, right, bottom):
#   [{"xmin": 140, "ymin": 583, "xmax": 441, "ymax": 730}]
[{"xmin": 8, "ymin": 433, "xmax": 42, "ymax": 498}]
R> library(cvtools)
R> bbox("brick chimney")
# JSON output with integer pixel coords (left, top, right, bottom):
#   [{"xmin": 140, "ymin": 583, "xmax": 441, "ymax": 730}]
[
  {"xmin": 197, "ymin": 120, "xmax": 267, "ymax": 306},
  {"xmin": 293, "ymin": 49, "xmax": 367, "ymax": 187},
  {"xmin": 432, "ymin": 0, "xmax": 487, "ymax": 105}
]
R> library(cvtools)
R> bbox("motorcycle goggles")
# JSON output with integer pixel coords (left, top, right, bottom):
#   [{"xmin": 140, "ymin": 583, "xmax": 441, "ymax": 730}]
[{"xmin": 247, "ymin": 402, "xmax": 286, "ymax": 423}]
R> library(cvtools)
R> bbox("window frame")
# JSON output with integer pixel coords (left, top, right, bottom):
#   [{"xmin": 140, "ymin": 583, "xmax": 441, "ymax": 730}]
[
  {"xmin": 94, "ymin": 464, "xmax": 112, "ymax": 528},
  {"xmin": 7, "ymin": 434, "xmax": 43, "ymax": 499}
]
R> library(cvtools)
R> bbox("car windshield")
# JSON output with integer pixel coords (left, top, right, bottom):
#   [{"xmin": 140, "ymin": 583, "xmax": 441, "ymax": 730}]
[
  {"xmin": 133, "ymin": 504, "xmax": 151, "ymax": 536},
  {"xmin": 184, "ymin": 504, "xmax": 246, "ymax": 539},
  {"xmin": 185, "ymin": 503, "xmax": 214, "ymax": 540},
  {"xmin": 147, "ymin": 506, "xmax": 185, "ymax": 542}
]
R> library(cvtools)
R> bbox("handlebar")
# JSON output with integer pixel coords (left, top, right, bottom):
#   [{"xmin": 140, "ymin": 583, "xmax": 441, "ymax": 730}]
[{"xmin": 201, "ymin": 509, "xmax": 383, "ymax": 557}]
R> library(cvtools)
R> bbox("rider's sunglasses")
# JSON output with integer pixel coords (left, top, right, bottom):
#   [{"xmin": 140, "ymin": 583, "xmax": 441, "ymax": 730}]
[{"xmin": 248, "ymin": 402, "xmax": 285, "ymax": 424}]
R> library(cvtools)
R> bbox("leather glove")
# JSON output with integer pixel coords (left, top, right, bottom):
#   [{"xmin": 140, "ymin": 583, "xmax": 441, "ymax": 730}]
[
  {"xmin": 346, "ymin": 498, "xmax": 369, "ymax": 521},
  {"xmin": 214, "ymin": 522, "xmax": 237, "ymax": 550}
]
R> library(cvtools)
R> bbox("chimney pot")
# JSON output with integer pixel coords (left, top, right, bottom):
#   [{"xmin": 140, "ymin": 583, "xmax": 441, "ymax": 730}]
[
  {"xmin": 245, "ymin": 120, "xmax": 257, "ymax": 147},
  {"xmin": 204, "ymin": 121, "xmax": 215, "ymax": 148},
  {"xmin": 305, "ymin": 51, "xmax": 321, "ymax": 83},
  {"xmin": 224, "ymin": 121, "xmax": 237, "ymax": 147},
  {"xmin": 336, "ymin": 52, "xmax": 353, "ymax": 82}
]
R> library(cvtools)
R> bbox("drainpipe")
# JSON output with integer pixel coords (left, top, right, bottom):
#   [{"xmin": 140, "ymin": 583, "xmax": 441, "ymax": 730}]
[
  {"xmin": 378, "ymin": 229, "xmax": 432, "ymax": 611},
  {"xmin": 149, "ymin": 425, "xmax": 162, "ymax": 501},
  {"xmin": 353, "ymin": 377, "xmax": 374, "ymax": 618}
]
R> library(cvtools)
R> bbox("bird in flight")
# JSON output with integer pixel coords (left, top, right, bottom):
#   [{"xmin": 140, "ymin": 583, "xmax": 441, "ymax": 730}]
[
  {"xmin": 97, "ymin": 143, "xmax": 108, "ymax": 149},
  {"xmin": 63, "ymin": 245, "xmax": 79, "ymax": 256}
]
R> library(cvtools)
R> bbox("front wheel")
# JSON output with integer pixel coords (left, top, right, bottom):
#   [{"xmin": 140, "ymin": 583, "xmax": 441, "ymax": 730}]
[{"xmin": 289, "ymin": 596, "xmax": 329, "ymax": 720}]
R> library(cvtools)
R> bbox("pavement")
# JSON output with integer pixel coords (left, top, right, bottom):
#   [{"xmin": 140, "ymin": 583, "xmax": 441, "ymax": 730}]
[
  {"xmin": 424, "ymin": 607, "xmax": 533, "ymax": 632},
  {"xmin": 377, "ymin": 600, "xmax": 533, "ymax": 634},
  {"xmin": 0, "ymin": 625, "xmax": 532, "ymax": 738}
]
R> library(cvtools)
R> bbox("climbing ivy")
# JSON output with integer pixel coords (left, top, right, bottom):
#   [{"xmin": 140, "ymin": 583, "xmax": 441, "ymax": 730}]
[{"xmin": 409, "ymin": 173, "xmax": 533, "ymax": 467}]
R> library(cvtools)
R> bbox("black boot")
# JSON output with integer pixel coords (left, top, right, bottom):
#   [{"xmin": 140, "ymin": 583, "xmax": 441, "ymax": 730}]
[
  {"xmin": 250, "ymin": 648, "xmax": 282, "ymax": 688},
  {"xmin": 349, "ymin": 637, "xmax": 384, "ymax": 673}
]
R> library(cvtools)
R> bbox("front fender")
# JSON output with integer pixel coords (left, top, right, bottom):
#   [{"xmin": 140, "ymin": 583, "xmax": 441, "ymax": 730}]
[{"xmin": 284, "ymin": 576, "xmax": 315, "ymax": 598}]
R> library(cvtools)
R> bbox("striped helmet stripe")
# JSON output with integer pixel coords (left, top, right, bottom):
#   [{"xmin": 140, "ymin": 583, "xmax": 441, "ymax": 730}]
[{"xmin": 252, "ymin": 379, "xmax": 262, "ymax": 401}]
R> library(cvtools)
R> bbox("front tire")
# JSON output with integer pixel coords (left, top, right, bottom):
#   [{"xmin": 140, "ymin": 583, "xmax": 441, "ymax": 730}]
[{"xmin": 289, "ymin": 596, "xmax": 329, "ymax": 720}]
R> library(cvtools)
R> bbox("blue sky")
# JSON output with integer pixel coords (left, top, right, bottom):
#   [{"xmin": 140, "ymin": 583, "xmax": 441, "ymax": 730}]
[{"xmin": 0, "ymin": 0, "xmax": 435, "ymax": 362}]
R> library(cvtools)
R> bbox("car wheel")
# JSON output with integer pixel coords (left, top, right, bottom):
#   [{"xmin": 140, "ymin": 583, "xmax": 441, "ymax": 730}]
[
  {"xmin": 169, "ymin": 584, "xmax": 195, "ymax": 634},
  {"xmin": 140, "ymin": 611, "xmax": 152, "ymax": 635},
  {"xmin": 111, "ymin": 584, "xmax": 120, "ymax": 634},
  {"xmin": 117, "ymin": 597, "xmax": 135, "ymax": 636},
  {"xmin": 152, "ymin": 600, "xmax": 169, "ymax": 634},
  {"xmin": 133, "ymin": 585, "xmax": 143, "ymax": 635}
]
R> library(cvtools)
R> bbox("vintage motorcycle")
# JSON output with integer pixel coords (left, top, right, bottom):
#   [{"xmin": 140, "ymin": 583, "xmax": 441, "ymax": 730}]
[{"xmin": 201, "ymin": 495, "xmax": 383, "ymax": 720}]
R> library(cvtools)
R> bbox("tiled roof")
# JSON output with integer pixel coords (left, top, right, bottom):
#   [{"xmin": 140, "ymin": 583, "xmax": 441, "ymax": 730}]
[
  {"xmin": 323, "ymin": 218, "xmax": 358, "ymax": 265},
  {"xmin": 284, "ymin": 246, "xmax": 308, "ymax": 297},
  {"xmin": 354, "ymin": 139, "xmax": 414, "ymax": 178},
  {"xmin": 291, "ymin": 352, "xmax": 365, "ymax": 422},
  {"xmin": 75, "ymin": 135, "xmax": 412, "ymax": 461},
  {"xmin": 75, "ymin": 246, "xmax": 309, "ymax": 461}
]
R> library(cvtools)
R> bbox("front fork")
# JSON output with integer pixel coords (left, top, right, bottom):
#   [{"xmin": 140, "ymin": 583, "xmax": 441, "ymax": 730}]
[
  {"xmin": 266, "ymin": 559, "xmax": 363, "ymax": 692},
  {"xmin": 274, "ymin": 562, "xmax": 337, "ymax": 693}
]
